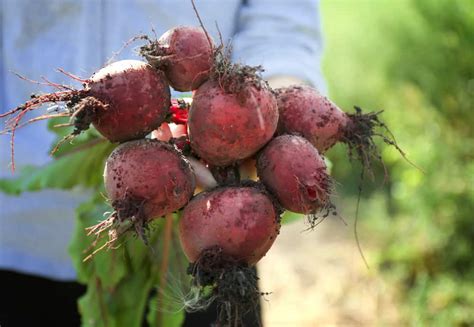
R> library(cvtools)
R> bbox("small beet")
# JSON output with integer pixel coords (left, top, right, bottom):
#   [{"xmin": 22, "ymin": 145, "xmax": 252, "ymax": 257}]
[
  {"xmin": 276, "ymin": 85, "xmax": 399, "ymax": 169},
  {"xmin": 141, "ymin": 26, "xmax": 214, "ymax": 91},
  {"xmin": 178, "ymin": 183, "xmax": 280, "ymax": 327},
  {"xmin": 257, "ymin": 134, "xmax": 331, "ymax": 215}
]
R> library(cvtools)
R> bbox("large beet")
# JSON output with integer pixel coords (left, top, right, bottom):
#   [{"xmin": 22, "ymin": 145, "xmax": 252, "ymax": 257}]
[
  {"xmin": 179, "ymin": 185, "xmax": 280, "ymax": 265},
  {"xmin": 188, "ymin": 79, "xmax": 278, "ymax": 166},
  {"xmin": 257, "ymin": 135, "xmax": 331, "ymax": 214}
]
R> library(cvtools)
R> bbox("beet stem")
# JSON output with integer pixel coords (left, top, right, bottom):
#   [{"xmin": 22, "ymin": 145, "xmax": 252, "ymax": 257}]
[
  {"xmin": 156, "ymin": 213, "xmax": 174, "ymax": 327},
  {"xmin": 190, "ymin": 0, "xmax": 213, "ymax": 51}
]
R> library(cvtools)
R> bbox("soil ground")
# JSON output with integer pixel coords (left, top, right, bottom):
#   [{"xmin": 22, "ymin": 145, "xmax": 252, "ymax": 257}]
[{"xmin": 258, "ymin": 217, "xmax": 401, "ymax": 326}]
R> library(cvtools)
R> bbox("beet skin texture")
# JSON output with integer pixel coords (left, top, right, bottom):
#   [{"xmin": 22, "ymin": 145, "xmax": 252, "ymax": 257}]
[
  {"xmin": 276, "ymin": 85, "xmax": 349, "ymax": 153},
  {"xmin": 104, "ymin": 139, "xmax": 195, "ymax": 220},
  {"xmin": 179, "ymin": 186, "xmax": 280, "ymax": 265},
  {"xmin": 188, "ymin": 80, "xmax": 278, "ymax": 166},
  {"xmin": 90, "ymin": 60, "xmax": 171, "ymax": 142},
  {"xmin": 257, "ymin": 134, "xmax": 331, "ymax": 214}
]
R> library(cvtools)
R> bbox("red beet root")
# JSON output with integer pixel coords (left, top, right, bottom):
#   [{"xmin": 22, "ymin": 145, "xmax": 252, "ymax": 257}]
[
  {"xmin": 179, "ymin": 185, "xmax": 280, "ymax": 265},
  {"xmin": 188, "ymin": 79, "xmax": 278, "ymax": 166},
  {"xmin": 257, "ymin": 134, "xmax": 331, "ymax": 216},
  {"xmin": 141, "ymin": 26, "xmax": 214, "ymax": 91},
  {"xmin": 1, "ymin": 60, "xmax": 171, "ymax": 169},
  {"xmin": 276, "ymin": 85, "xmax": 398, "ymax": 169},
  {"xmin": 180, "ymin": 185, "xmax": 279, "ymax": 327},
  {"xmin": 276, "ymin": 85, "xmax": 348, "ymax": 152},
  {"xmin": 89, "ymin": 60, "xmax": 171, "ymax": 142},
  {"xmin": 104, "ymin": 139, "xmax": 195, "ymax": 220},
  {"xmin": 85, "ymin": 139, "xmax": 195, "ymax": 254}
]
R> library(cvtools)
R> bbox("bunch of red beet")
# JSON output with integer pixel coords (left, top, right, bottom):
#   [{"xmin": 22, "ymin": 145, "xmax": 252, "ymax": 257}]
[{"xmin": 1, "ymin": 24, "xmax": 395, "ymax": 326}]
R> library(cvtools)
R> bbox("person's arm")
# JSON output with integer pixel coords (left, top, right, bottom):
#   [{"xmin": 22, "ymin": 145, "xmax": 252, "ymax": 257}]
[{"xmin": 231, "ymin": 0, "xmax": 326, "ymax": 92}]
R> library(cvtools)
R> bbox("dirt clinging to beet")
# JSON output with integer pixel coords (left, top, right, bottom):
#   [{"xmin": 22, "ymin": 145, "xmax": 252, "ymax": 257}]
[
  {"xmin": 187, "ymin": 246, "xmax": 265, "ymax": 326},
  {"xmin": 179, "ymin": 183, "xmax": 281, "ymax": 326}
]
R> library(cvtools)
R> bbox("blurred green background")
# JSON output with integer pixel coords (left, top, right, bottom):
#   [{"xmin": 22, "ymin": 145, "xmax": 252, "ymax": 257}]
[{"xmin": 321, "ymin": 0, "xmax": 474, "ymax": 325}]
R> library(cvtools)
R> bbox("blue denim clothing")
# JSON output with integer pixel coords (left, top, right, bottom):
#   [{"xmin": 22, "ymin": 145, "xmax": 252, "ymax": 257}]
[{"xmin": 0, "ymin": 0, "xmax": 324, "ymax": 280}]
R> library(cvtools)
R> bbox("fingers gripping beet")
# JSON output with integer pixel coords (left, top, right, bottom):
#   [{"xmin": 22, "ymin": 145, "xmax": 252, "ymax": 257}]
[
  {"xmin": 257, "ymin": 135, "xmax": 333, "ymax": 225},
  {"xmin": 140, "ymin": 26, "xmax": 214, "ymax": 92},
  {"xmin": 86, "ymin": 139, "xmax": 195, "ymax": 256}
]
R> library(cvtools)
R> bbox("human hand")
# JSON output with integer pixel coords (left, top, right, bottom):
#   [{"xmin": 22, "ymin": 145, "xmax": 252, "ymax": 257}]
[{"xmin": 267, "ymin": 75, "xmax": 307, "ymax": 89}]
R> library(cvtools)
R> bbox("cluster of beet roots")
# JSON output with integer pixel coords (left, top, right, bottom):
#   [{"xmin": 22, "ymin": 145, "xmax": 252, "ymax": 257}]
[{"xmin": 0, "ymin": 9, "xmax": 408, "ymax": 327}]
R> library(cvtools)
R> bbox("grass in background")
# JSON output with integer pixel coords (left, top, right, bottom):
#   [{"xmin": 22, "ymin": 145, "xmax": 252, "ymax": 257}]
[{"xmin": 321, "ymin": 0, "xmax": 474, "ymax": 325}]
